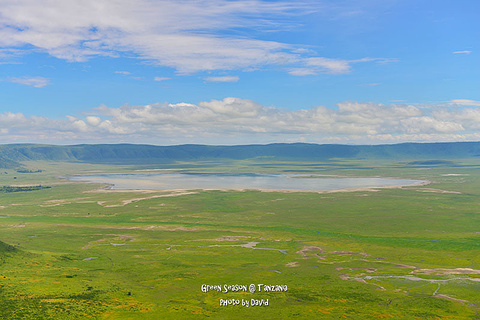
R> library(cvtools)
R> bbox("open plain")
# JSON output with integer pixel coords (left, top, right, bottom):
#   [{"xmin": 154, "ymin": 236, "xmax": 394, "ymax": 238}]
[{"xmin": 0, "ymin": 158, "xmax": 479, "ymax": 319}]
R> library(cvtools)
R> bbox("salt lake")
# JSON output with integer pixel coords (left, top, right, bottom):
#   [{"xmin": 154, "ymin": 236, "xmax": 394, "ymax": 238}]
[{"xmin": 67, "ymin": 173, "xmax": 426, "ymax": 192}]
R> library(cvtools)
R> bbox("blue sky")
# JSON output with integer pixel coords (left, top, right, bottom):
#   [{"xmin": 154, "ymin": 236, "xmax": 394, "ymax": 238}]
[{"xmin": 0, "ymin": 0, "xmax": 479, "ymax": 145}]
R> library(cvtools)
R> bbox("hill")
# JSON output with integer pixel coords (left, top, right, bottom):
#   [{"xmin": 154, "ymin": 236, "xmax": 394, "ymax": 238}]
[{"xmin": 0, "ymin": 142, "xmax": 479, "ymax": 167}]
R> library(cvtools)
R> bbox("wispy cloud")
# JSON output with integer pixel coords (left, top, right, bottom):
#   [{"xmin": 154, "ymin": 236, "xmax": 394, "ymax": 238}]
[
  {"xmin": 306, "ymin": 57, "xmax": 352, "ymax": 74},
  {"xmin": 0, "ymin": 0, "xmax": 390, "ymax": 75},
  {"xmin": 0, "ymin": 0, "xmax": 304, "ymax": 73},
  {"xmin": 450, "ymin": 99, "xmax": 480, "ymax": 106},
  {"xmin": 115, "ymin": 71, "xmax": 131, "ymax": 75},
  {"xmin": 154, "ymin": 77, "xmax": 170, "ymax": 82},
  {"xmin": 289, "ymin": 57, "xmax": 395, "ymax": 76},
  {"xmin": 204, "ymin": 76, "xmax": 239, "ymax": 83},
  {"xmin": 288, "ymin": 68, "xmax": 317, "ymax": 76},
  {"xmin": 0, "ymin": 48, "xmax": 24, "ymax": 63},
  {"xmin": 453, "ymin": 50, "xmax": 472, "ymax": 54},
  {"xmin": 2, "ymin": 98, "xmax": 480, "ymax": 144},
  {"xmin": 8, "ymin": 76, "xmax": 51, "ymax": 88}
]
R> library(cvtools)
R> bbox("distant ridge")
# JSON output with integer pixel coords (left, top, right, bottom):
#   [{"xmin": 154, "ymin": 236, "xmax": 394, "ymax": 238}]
[{"xmin": 1, "ymin": 142, "xmax": 479, "ymax": 168}]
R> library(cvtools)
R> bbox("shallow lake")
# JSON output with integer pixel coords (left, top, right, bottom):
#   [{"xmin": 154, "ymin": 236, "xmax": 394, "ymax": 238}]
[{"xmin": 68, "ymin": 173, "xmax": 425, "ymax": 191}]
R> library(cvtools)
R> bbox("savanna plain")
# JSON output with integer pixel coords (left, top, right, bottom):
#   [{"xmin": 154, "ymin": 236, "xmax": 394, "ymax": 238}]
[{"xmin": 0, "ymin": 159, "xmax": 479, "ymax": 319}]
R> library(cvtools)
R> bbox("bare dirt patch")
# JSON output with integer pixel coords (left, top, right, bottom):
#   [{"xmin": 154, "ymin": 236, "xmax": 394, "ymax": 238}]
[
  {"xmin": 82, "ymin": 238, "xmax": 107, "ymax": 250},
  {"xmin": 41, "ymin": 198, "xmax": 94, "ymax": 207},
  {"xmin": 194, "ymin": 236, "xmax": 251, "ymax": 242},
  {"xmin": 435, "ymin": 294, "xmax": 471, "ymax": 303},
  {"xmin": 208, "ymin": 241, "xmax": 259, "ymax": 249},
  {"xmin": 412, "ymin": 268, "xmax": 480, "ymax": 275},
  {"xmin": 296, "ymin": 246, "xmax": 325, "ymax": 259},
  {"xmin": 207, "ymin": 241, "xmax": 288, "ymax": 254},
  {"xmin": 96, "ymin": 191, "xmax": 198, "ymax": 207},
  {"xmin": 112, "ymin": 234, "xmax": 136, "ymax": 241},
  {"xmin": 416, "ymin": 188, "xmax": 461, "ymax": 194},
  {"xmin": 296, "ymin": 245, "xmax": 359, "ymax": 260},
  {"xmin": 56, "ymin": 224, "xmax": 199, "ymax": 232}
]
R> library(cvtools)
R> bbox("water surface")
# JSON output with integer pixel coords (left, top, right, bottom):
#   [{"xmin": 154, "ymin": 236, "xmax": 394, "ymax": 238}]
[{"xmin": 68, "ymin": 173, "xmax": 425, "ymax": 191}]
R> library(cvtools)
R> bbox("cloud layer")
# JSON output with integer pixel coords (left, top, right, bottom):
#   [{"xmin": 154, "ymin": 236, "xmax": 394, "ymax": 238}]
[
  {"xmin": 7, "ymin": 76, "xmax": 51, "ymax": 88},
  {"xmin": 0, "ymin": 0, "xmax": 388, "ymax": 75},
  {"xmin": 1, "ymin": 98, "xmax": 479, "ymax": 145},
  {"xmin": 204, "ymin": 76, "xmax": 239, "ymax": 83}
]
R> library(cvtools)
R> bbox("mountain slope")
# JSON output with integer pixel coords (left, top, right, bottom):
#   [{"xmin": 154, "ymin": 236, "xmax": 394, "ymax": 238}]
[{"xmin": 0, "ymin": 142, "xmax": 479, "ymax": 167}]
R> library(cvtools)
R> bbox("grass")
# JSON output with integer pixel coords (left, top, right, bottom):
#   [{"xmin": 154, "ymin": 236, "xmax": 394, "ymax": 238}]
[{"xmin": 0, "ymin": 159, "xmax": 479, "ymax": 319}]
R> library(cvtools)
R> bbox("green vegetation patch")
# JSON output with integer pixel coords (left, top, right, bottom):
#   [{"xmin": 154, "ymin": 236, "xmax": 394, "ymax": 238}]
[
  {"xmin": 0, "ymin": 185, "xmax": 51, "ymax": 193},
  {"xmin": 0, "ymin": 159, "xmax": 478, "ymax": 319}
]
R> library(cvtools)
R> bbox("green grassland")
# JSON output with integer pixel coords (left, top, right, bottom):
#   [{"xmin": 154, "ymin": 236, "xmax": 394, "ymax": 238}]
[{"xmin": 0, "ymin": 159, "xmax": 479, "ymax": 319}]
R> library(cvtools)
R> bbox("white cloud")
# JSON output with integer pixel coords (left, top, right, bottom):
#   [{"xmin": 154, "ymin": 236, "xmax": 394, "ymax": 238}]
[
  {"xmin": 0, "ymin": 48, "xmax": 24, "ymax": 63},
  {"xmin": 0, "ymin": 1, "xmax": 390, "ymax": 75},
  {"xmin": 8, "ymin": 76, "xmax": 50, "ymax": 88},
  {"xmin": 1, "ymin": 98, "xmax": 479, "ymax": 145},
  {"xmin": 288, "ymin": 68, "xmax": 319, "ymax": 76},
  {"xmin": 433, "ymin": 108, "xmax": 480, "ymax": 130},
  {"xmin": 306, "ymin": 57, "xmax": 352, "ymax": 74},
  {"xmin": 453, "ymin": 50, "xmax": 472, "ymax": 54},
  {"xmin": 0, "ymin": 0, "xmax": 305, "ymax": 73},
  {"xmin": 449, "ymin": 99, "xmax": 480, "ymax": 107},
  {"xmin": 204, "ymin": 76, "xmax": 239, "ymax": 83},
  {"xmin": 154, "ymin": 77, "xmax": 170, "ymax": 82},
  {"xmin": 291, "ymin": 57, "xmax": 396, "ymax": 76},
  {"xmin": 115, "ymin": 71, "xmax": 131, "ymax": 75},
  {"xmin": 85, "ymin": 116, "xmax": 101, "ymax": 126}
]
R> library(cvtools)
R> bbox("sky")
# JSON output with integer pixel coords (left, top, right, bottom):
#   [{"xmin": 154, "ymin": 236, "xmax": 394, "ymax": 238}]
[{"xmin": 0, "ymin": 0, "xmax": 479, "ymax": 145}]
